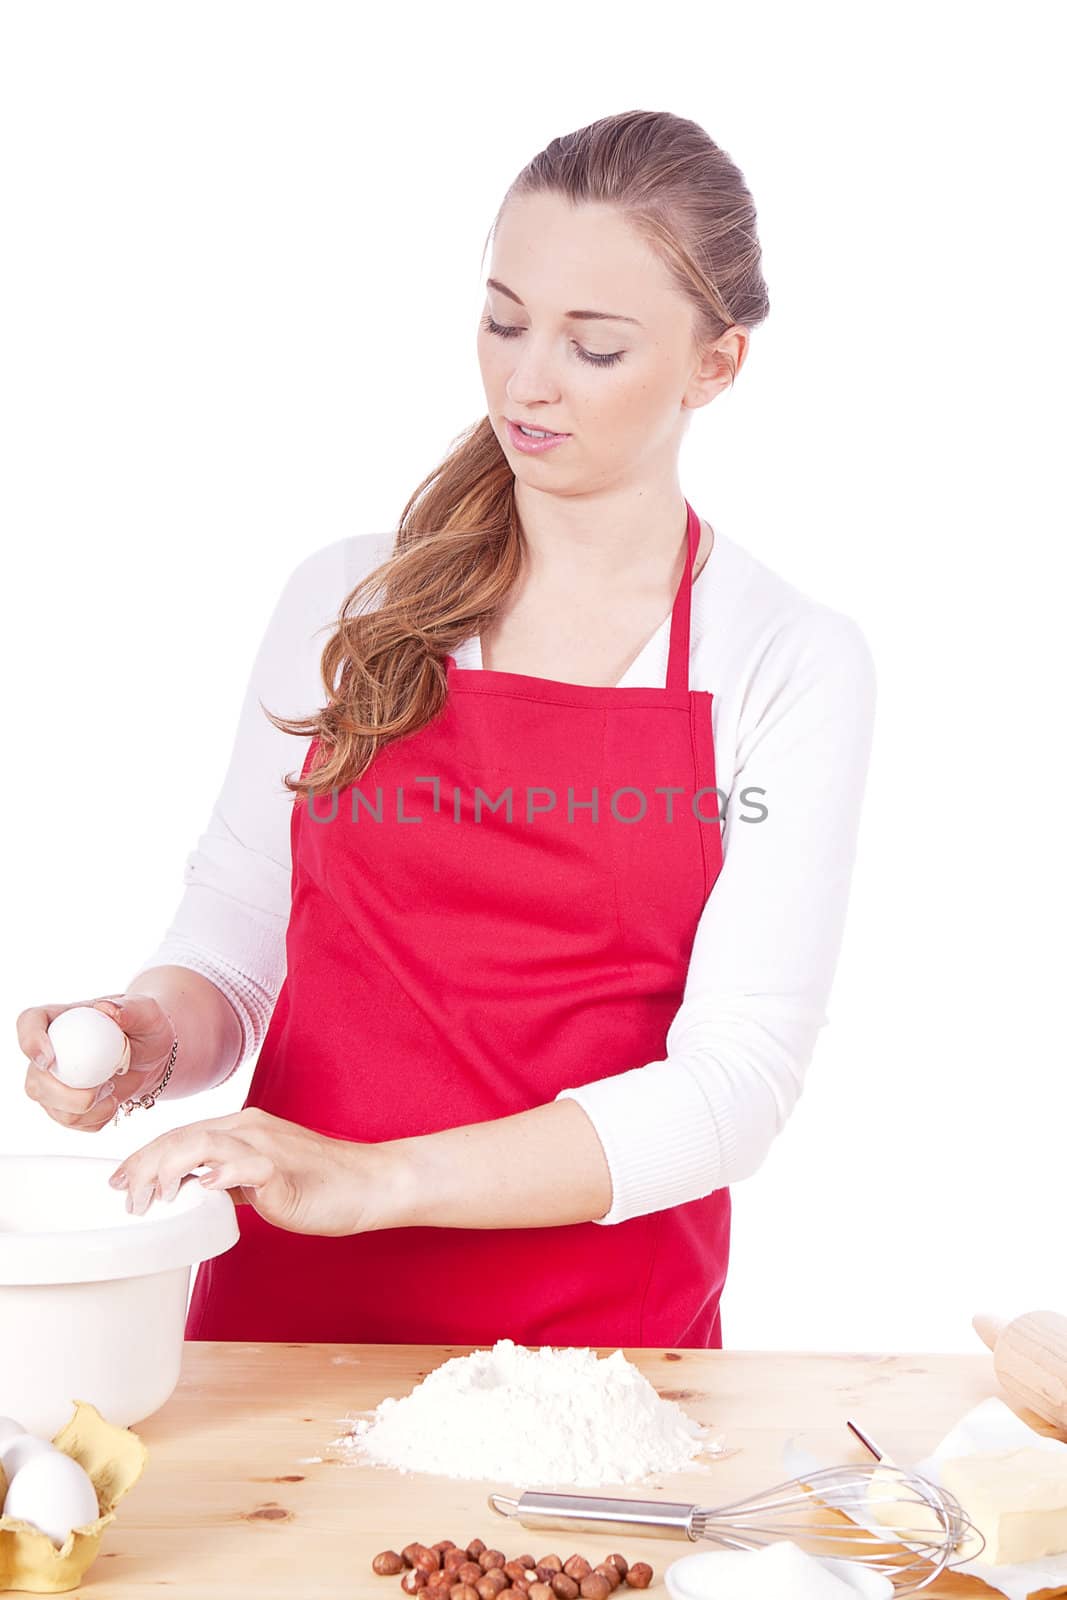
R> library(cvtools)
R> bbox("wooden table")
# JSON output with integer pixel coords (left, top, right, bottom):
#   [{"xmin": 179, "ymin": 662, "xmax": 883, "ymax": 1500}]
[{"xmin": 78, "ymin": 1344, "xmax": 1064, "ymax": 1598}]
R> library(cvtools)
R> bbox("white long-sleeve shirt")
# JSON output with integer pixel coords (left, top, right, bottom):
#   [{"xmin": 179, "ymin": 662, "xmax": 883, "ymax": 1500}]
[{"xmin": 135, "ymin": 524, "xmax": 877, "ymax": 1226}]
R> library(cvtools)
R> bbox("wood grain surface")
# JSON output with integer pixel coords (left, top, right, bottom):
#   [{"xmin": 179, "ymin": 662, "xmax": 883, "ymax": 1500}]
[{"xmin": 72, "ymin": 1343, "xmax": 1067, "ymax": 1599}]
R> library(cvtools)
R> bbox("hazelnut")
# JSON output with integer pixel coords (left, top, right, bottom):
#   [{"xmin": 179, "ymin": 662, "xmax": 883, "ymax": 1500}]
[
  {"xmin": 550, "ymin": 1577, "xmax": 579, "ymax": 1600},
  {"xmin": 434, "ymin": 1542, "xmax": 459, "ymax": 1555},
  {"xmin": 563, "ymin": 1557, "xmax": 592, "ymax": 1581},
  {"xmin": 497, "ymin": 1591, "xmax": 525, "ymax": 1600},
  {"xmin": 476, "ymin": 1579, "xmax": 502, "ymax": 1600},
  {"xmin": 535, "ymin": 1566, "xmax": 560, "ymax": 1584},
  {"xmin": 593, "ymin": 1567, "xmax": 621, "ymax": 1592},
  {"xmin": 467, "ymin": 1540, "xmax": 488, "ymax": 1559},
  {"xmin": 457, "ymin": 1563, "xmax": 484, "ymax": 1587},
  {"xmin": 373, "ymin": 1550, "xmax": 406, "ymax": 1575},
  {"xmin": 403, "ymin": 1544, "xmax": 424, "ymax": 1568},
  {"xmin": 415, "ymin": 1549, "xmax": 444, "ymax": 1574},
  {"xmin": 451, "ymin": 1587, "xmax": 481, "ymax": 1600},
  {"xmin": 480, "ymin": 1571, "xmax": 509, "ymax": 1594},
  {"xmin": 480, "ymin": 1551, "xmax": 507, "ymax": 1573},
  {"xmin": 538, "ymin": 1557, "xmax": 564, "ymax": 1574},
  {"xmin": 503, "ymin": 1564, "xmax": 528, "ymax": 1585},
  {"xmin": 402, "ymin": 1572, "xmax": 429, "ymax": 1594},
  {"xmin": 445, "ymin": 1550, "xmax": 469, "ymax": 1572},
  {"xmin": 625, "ymin": 1566, "xmax": 653, "ymax": 1591},
  {"xmin": 605, "ymin": 1557, "xmax": 628, "ymax": 1580},
  {"xmin": 528, "ymin": 1586, "xmax": 555, "ymax": 1600},
  {"xmin": 579, "ymin": 1579, "xmax": 611, "ymax": 1600},
  {"xmin": 517, "ymin": 1558, "xmax": 537, "ymax": 1571}
]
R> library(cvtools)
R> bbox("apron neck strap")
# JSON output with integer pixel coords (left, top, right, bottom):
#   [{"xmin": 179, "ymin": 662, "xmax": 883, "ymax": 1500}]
[{"xmin": 665, "ymin": 499, "xmax": 700, "ymax": 692}]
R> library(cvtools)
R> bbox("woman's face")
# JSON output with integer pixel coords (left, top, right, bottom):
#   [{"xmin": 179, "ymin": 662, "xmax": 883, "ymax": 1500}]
[{"xmin": 478, "ymin": 192, "xmax": 727, "ymax": 488}]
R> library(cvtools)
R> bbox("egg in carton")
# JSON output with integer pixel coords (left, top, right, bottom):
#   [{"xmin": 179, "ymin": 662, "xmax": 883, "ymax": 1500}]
[{"xmin": 0, "ymin": 1400, "xmax": 147, "ymax": 1593}]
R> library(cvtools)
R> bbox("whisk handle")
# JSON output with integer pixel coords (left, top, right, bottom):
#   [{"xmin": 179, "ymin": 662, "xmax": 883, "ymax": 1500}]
[{"xmin": 487, "ymin": 1490, "xmax": 699, "ymax": 1540}]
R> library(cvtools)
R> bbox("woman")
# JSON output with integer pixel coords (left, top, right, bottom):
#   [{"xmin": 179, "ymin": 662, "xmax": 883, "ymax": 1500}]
[{"xmin": 17, "ymin": 110, "xmax": 876, "ymax": 1349}]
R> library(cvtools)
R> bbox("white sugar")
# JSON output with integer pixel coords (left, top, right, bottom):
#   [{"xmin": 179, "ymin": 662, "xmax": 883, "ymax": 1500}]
[{"xmin": 668, "ymin": 1544, "xmax": 893, "ymax": 1600}]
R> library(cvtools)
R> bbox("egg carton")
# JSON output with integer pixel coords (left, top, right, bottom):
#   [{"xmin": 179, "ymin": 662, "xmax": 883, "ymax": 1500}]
[{"xmin": 0, "ymin": 1400, "xmax": 147, "ymax": 1593}]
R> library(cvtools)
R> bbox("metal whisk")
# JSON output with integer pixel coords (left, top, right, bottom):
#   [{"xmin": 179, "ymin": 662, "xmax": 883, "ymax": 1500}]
[{"xmin": 488, "ymin": 1460, "xmax": 985, "ymax": 1594}]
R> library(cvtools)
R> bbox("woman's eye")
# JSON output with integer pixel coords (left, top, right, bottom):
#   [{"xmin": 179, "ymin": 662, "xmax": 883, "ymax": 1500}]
[{"xmin": 481, "ymin": 313, "xmax": 625, "ymax": 369}]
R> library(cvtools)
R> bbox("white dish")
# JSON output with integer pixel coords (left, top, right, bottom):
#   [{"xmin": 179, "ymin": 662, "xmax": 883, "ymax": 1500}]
[
  {"xmin": 0, "ymin": 1154, "xmax": 238, "ymax": 1436},
  {"xmin": 665, "ymin": 1545, "xmax": 894, "ymax": 1600}
]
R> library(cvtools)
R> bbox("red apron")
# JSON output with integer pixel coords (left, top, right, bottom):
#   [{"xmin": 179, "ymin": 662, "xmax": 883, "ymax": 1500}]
[{"xmin": 186, "ymin": 498, "xmax": 730, "ymax": 1348}]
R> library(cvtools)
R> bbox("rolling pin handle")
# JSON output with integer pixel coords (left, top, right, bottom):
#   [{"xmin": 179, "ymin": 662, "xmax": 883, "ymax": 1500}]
[{"xmin": 972, "ymin": 1311, "xmax": 1009, "ymax": 1352}]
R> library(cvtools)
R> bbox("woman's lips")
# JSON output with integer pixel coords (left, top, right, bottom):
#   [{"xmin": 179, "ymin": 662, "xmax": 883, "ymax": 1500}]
[{"xmin": 505, "ymin": 419, "xmax": 571, "ymax": 454}]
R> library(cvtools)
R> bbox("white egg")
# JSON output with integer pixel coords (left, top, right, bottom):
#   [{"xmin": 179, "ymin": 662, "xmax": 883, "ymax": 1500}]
[
  {"xmin": 0, "ymin": 1434, "xmax": 56, "ymax": 1478},
  {"xmin": 2, "ymin": 1448, "xmax": 99, "ymax": 1547},
  {"xmin": 46, "ymin": 1006, "xmax": 130, "ymax": 1089},
  {"xmin": 0, "ymin": 1416, "xmax": 26, "ymax": 1453}
]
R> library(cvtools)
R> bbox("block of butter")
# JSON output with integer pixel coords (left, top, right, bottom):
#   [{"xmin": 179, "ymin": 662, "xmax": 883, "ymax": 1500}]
[{"xmin": 939, "ymin": 1447, "xmax": 1067, "ymax": 1566}]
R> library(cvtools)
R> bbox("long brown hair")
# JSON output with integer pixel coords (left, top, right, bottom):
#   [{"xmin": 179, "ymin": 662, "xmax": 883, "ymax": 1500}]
[{"xmin": 265, "ymin": 109, "xmax": 770, "ymax": 803}]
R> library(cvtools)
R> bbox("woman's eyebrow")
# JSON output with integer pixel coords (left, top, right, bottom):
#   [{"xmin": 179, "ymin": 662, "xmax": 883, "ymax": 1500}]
[{"xmin": 486, "ymin": 278, "xmax": 643, "ymax": 327}]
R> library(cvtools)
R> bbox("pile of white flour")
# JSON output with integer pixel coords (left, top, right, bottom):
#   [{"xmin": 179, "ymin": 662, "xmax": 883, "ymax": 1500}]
[{"xmin": 332, "ymin": 1339, "xmax": 721, "ymax": 1486}]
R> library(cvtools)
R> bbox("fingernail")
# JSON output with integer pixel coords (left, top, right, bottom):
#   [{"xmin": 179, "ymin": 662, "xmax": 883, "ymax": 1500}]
[
  {"xmin": 109, "ymin": 1171, "xmax": 127, "ymax": 1189},
  {"xmin": 92, "ymin": 1079, "xmax": 115, "ymax": 1108},
  {"xmin": 33, "ymin": 1052, "xmax": 53, "ymax": 1071}
]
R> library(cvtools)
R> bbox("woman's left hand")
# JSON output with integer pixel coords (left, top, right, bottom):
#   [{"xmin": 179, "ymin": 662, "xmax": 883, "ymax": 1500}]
[{"xmin": 107, "ymin": 1108, "xmax": 401, "ymax": 1236}]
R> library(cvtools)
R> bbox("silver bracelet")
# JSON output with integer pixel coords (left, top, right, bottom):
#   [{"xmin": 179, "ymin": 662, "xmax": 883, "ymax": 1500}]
[{"xmin": 118, "ymin": 1036, "xmax": 179, "ymax": 1116}]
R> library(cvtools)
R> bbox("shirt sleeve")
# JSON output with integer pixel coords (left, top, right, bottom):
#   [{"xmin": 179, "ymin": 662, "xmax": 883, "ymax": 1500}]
[
  {"xmin": 555, "ymin": 605, "xmax": 878, "ymax": 1225},
  {"xmin": 130, "ymin": 538, "xmax": 354, "ymax": 1073}
]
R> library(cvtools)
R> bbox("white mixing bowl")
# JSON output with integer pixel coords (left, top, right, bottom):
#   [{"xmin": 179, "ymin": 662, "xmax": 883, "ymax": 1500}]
[{"xmin": 0, "ymin": 1153, "xmax": 239, "ymax": 1437}]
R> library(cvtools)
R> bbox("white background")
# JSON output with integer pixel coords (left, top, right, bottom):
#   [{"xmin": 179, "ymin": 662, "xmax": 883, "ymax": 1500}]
[{"xmin": 1, "ymin": 1, "xmax": 1063, "ymax": 1353}]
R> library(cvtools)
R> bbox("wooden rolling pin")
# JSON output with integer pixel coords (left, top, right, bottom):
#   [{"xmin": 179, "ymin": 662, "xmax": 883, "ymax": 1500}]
[{"xmin": 973, "ymin": 1309, "xmax": 1067, "ymax": 1434}]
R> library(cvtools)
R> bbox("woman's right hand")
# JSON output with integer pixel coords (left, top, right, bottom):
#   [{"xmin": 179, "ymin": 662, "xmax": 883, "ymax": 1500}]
[{"xmin": 16, "ymin": 994, "xmax": 177, "ymax": 1133}]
